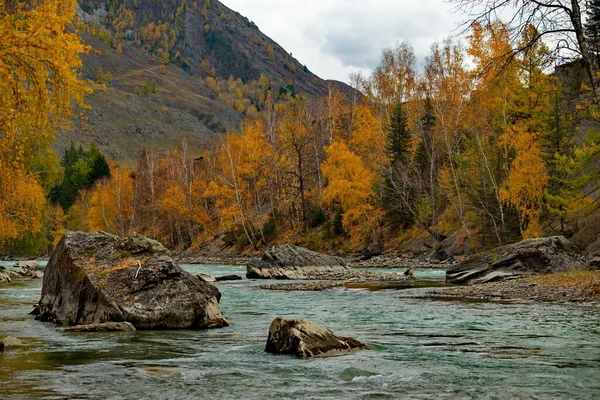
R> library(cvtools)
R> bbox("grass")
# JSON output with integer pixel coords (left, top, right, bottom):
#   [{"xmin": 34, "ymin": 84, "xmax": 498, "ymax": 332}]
[{"xmin": 527, "ymin": 270, "xmax": 600, "ymax": 295}]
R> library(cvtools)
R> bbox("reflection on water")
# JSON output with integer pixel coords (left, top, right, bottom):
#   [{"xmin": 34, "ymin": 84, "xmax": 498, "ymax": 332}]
[{"xmin": 1, "ymin": 261, "xmax": 599, "ymax": 399}]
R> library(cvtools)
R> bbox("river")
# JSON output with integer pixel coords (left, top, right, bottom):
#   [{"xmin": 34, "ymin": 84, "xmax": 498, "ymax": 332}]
[{"xmin": 1, "ymin": 261, "xmax": 599, "ymax": 399}]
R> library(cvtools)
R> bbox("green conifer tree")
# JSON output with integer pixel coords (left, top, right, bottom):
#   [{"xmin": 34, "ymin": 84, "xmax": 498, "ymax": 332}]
[{"xmin": 585, "ymin": 0, "xmax": 600, "ymax": 67}]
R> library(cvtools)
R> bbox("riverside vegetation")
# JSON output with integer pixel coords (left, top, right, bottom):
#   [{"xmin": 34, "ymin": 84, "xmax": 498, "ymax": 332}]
[
  {"xmin": 2, "ymin": 0, "xmax": 600, "ymax": 320},
  {"xmin": 3, "ymin": 1, "xmax": 600, "ymax": 264}
]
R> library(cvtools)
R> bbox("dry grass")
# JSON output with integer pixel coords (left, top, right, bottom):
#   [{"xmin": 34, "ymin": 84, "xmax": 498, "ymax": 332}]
[
  {"xmin": 85, "ymin": 258, "xmax": 139, "ymax": 276},
  {"xmin": 527, "ymin": 270, "xmax": 600, "ymax": 294}
]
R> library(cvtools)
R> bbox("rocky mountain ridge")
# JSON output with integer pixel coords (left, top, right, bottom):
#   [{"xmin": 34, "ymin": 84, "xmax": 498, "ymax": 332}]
[{"xmin": 58, "ymin": 0, "xmax": 353, "ymax": 161}]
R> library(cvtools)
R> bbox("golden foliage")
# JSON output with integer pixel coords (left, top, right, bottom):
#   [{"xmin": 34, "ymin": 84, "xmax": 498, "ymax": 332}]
[
  {"xmin": 87, "ymin": 164, "xmax": 135, "ymax": 237},
  {"xmin": 528, "ymin": 271, "xmax": 600, "ymax": 294},
  {"xmin": 0, "ymin": 0, "xmax": 90, "ymax": 248},
  {"xmin": 322, "ymin": 141, "xmax": 382, "ymax": 246},
  {"xmin": 499, "ymin": 123, "xmax": 549, "ymax": 238},
  {"xmin": 0, "ymin": 166, "xmax": 45, "ymax": 243}
]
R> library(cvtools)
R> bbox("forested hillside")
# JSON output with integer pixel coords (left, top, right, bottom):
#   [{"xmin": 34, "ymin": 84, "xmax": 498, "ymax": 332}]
[
  {"xmin": 76, "ymin": 21, "xmax": 600, "ymax": 256},
  {"xmin": 57, "ymin": 0, "xmax": 354, "ymax": 161}
]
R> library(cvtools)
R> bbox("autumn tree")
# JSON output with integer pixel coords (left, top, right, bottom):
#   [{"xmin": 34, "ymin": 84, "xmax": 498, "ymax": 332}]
[
  {"xmin": 136, "ymin": 148, "xmax": 161, "ymax": 239},
  {"xmin": 425, "ymin": 39, "xmax": 472, "ymax": 236},
  {"xmin": 277, "ymin": 102, "xmax": 320, "ymax": 229},
  {"xmin": 322, "ymin": 141, "xmax": 382, "ymax": 247},
  {"xmin": 0, "ymin": 0, "xmax": 90, "ymax": 252},
  {"xmin": 205, "ymin": 122, "xmax": 273, "ymax": 248},
  {"xmin": 366, "ymin": 41, "xmax": 416, "ymax": 127},
  {"xmin": 463, "ymin": 21, "xmax": 519, "ymax": 243},
  {"xmin": 452, "ymin": 0, "xmax": 597, "ymax": 94},
  {"xmin": 87, "ymin": 163, "xmax": 136, "ymax": 237}
]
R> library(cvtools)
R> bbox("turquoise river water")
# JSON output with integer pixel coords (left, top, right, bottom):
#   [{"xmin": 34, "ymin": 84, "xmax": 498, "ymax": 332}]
[{"xmin": 1, "ymin": 261, "xmax": 599, "ymax": 399}]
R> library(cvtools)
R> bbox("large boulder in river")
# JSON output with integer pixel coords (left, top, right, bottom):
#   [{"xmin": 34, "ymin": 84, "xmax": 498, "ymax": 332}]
[
  {"xmin": 446, "ymin": 236, "xmax": 590, "ymax": 285},
  {"xmin": 246, "ymin": 245, "xmax": 346, "ymax": 279},
  {"xmin": 265, "ymin": 317, "xmax": 370, "ymax": 358},
  {"xmin": 37, "ymin": 231, "xmax": 230, "ymax": 329}
]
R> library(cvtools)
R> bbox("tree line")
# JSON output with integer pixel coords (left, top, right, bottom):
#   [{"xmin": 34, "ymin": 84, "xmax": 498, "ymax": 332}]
[
  {"xmin": 2, "ymin": 1, "xmax": 600, "ymax": 255},
  {"xmin": 77, "ymin": 19, "xmax": 600, "ymax": 253}
]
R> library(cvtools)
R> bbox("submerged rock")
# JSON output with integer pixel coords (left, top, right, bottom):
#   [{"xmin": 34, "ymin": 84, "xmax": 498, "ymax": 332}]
[
  {"xmin": 247, "ymin": 245, "xmax": 347, "ymax": 279},
  {"xmin": 64, "ymin": 322, "xmax": 136, "ymax": 332},
  {"xmin": 37, "ymin": 231, "xmax": 230, "ymax": 330},
  {"xmin": 265, "ymin": 317, "xmax": 370, "ymax": 358},
  {"xmin": 215, "ymin": 274, "xmax": 243, "ymax": 282},
  {"xmin": 446, "ymin": 236, "xmax": 589, "ymax": 285}
]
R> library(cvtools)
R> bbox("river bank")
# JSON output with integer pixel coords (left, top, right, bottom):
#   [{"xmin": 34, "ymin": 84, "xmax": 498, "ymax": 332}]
[
  {"xmin": 426, "ymin": 271, "xmax": 600, "ymax": 305},
  {"xmin": 176, "ymin": 251, "xmax": 453, "ymax": 270}
]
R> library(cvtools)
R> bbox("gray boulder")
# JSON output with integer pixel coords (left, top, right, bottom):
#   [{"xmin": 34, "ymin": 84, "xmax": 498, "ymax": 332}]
[
  {"xmin": 265, "ymin": 317, "xmax": 370, "ymax": 358},
  {"xmin": 0, "ymin": 271, "xmax": 11, "ymax": 283},
  {"xmin": 6, "ymin": 268, "xmax": 26, "ymax": 278},
  {"xmin": 446, "ymin": 236, "xmax": 589, "ymax": 285},
  {"xmin": 64, "ymin": 322, "xmax": 136, "ymax": 332},
  {"xmin": 247, "ymin": 245, "xmax": 346, "ymax": 279},
  {"xmin": 29, "ymin": 270, "xmax": 44, "ymax": 279},
  {"xmin": 14, "ymin": 260, "xmax": 41, "ymax": 271},
  {"xmin": 37, "ymin": 231, "xmax": 230, "ymax": 330}
]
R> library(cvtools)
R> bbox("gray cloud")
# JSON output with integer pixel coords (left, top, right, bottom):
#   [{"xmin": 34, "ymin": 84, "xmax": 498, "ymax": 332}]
[{"xmin": 221, "ymin": 0, "xmax": 461, "ymax": 81}]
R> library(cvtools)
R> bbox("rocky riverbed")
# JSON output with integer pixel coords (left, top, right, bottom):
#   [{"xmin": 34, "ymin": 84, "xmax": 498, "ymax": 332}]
[
  {"xmin": 177, "ymin": 252, "xmax": 453, "ymax": 270},
  {"xmin": 426, "ymin": 276, "xmax": 600, "ymax": 304},
  {"xmin": 259, "ymin": 270, "xmax": 412, "ymax": 291}
]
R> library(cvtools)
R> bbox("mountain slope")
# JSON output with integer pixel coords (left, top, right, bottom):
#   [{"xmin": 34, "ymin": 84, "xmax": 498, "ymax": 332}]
[
  {"xmin": 59, "ymin": 0, "xmax": 352, "ymax": 162},
  {"xmin": 59, "ymin": 32, "xmax": 243, "ymax": 162}
]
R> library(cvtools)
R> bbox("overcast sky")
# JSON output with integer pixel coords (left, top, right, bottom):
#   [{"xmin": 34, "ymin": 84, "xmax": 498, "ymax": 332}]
[{"xmin": 221, "ymin": 0, "xmax": 463, "ymax": 83}]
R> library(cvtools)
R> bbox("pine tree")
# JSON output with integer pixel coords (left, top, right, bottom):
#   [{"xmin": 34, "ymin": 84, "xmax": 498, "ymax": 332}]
[
  {"xmin": 383, "ymin": 102, "xmax": 415, "ymax": 230},
  {"xmin": 87, "ymin": 143, "xmax": 111, "ymax": 183},
  {"xmin": 387, "ymin": 102, "xmax": 411, "ymax": 164},
  {"xmin": 585, "ymin": 0, "xmax": 600, "ymax": 67}
]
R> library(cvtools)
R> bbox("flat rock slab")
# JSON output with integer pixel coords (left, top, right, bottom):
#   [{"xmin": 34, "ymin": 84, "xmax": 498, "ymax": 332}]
[
  {"xmin": 64, "ymin": 322, "xmax": 136, "ymax": 332},
  {"xmin": 37, "ymin": 231, "xmax": 230, "ymax": 330},
  {"xmin": 265, "ymin": 317, "xmax": 370, "ymax": 358},
  {"xmin": 446, "ymin": 236, "xmax": 589, "ymax": 285},
  {"xmin": 198, "ymin": 273, "xmax": 216, "ymax": 282},
  {"xmin": 247, "ymin": 245, "xmax": 347, "ymax": 279}
]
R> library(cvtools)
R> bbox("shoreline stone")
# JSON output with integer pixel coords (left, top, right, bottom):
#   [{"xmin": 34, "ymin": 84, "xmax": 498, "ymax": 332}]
[
  {"xmin": 446, "ymin": 236, "xmax": 589, "ymax": 285},
  {"xmin": 426, "ymin": 277, "xmax": 600, "ymax": 304}
]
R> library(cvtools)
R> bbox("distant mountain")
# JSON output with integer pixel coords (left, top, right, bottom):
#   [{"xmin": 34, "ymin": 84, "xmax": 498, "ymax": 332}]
[{"xmin": 60, "ymin": 0, "xmax": 352, "ymax": 162}]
